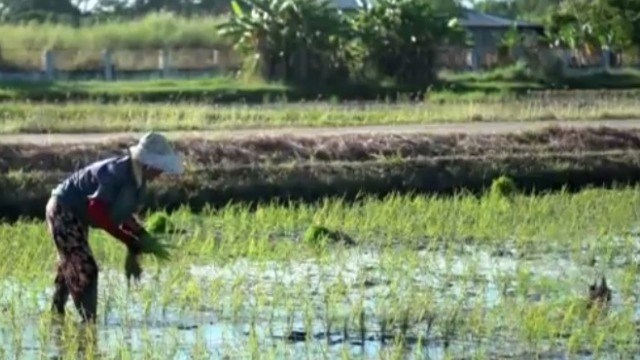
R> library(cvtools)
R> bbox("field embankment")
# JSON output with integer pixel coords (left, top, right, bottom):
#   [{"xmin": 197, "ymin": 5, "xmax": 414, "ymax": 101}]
[
  {"xmin": 3, "ymin": 126, "xmax": 640, "ymax": 220},
  {"xmin": 2, "ymin": 93, "xmax": 640, "ymax": 134}
]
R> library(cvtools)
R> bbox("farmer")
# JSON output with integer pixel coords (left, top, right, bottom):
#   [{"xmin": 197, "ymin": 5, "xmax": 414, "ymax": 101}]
[{"xmin": 45, "ymin": 132, "xmax": 183, "ymax": 323}]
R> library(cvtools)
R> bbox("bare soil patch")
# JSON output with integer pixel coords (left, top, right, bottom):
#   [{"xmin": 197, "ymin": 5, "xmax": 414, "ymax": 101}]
[{"xmin": 2, "ymin": 126, "xmax": 640, "ymax": 173}]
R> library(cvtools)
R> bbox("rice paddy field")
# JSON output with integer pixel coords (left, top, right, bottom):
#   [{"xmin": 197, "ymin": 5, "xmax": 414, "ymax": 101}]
[
  {"xmin": 1, "ymin": 187, "xmax": 640, "ymax": 359},
  {"xmin": 4, "ymin": 87, "xmax": 640, "ymax": 359},
  {"xmin": 1, "ymin": 90, "xmax": 640, "ymax": 133}
]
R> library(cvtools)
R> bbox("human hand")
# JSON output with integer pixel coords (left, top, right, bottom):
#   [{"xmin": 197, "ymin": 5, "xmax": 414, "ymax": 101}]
[
  {"xmin": 119, "ymin": 229, "xmax": 143, "ymax": 255},
  {"xmin": 125, "ymin": 250, "xmax": 142, "ymax": 284}
]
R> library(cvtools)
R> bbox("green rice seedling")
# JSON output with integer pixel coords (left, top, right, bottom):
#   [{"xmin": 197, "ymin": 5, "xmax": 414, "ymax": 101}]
[
  {"xmin": 145, "ymin": 212, "xmax": 173, "ymax": 234},
  {"xmin": 4, "ymin": 188, "xmax": 640, "ymax": 357},
  {"xmin": 230, "ymin": 278, "xmax": 245, "ymax": 324},
  {"xmin": 247, "ymin": 319, "xmax": 260, "ymax": 358},
  {"xmin": 139, "ymin": 233, "xmax": 173, "ymax": 261},
  {"xmin": 302, "ymin": 298, "xmax": 315, "ymax": 348},
  {"xmin": 489, "ymin": 175, "xmax": 518, "ymax": 199},
  {"xmin": 302, "ymin": 224, "xmax": 355, "ymax": 249}
]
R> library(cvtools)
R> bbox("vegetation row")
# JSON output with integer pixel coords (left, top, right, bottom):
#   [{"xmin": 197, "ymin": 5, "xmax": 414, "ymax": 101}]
[{"xmin": 3, "ymin": 150, "xmax": 640, "ymax": 221}]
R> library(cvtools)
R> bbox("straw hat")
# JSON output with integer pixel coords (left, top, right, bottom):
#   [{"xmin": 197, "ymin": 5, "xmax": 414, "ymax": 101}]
[{"xmin": 129, "ymin": 132, "xmax": 183, "ymax": 175}]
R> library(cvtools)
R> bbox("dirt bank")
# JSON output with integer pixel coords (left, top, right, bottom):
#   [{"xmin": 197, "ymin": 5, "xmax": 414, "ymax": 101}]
[
  {"xmin": 2, "ymin": 126, "xmax": 640, "ymax": 173},
  {"xmin": 3, "ymin": 150, "xmax": 640, "ymax": 221}
]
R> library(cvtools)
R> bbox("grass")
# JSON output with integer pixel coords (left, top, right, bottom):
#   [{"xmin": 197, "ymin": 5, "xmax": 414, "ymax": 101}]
[
  {"xmin": 0, "ymin": 76, "xmax": 288, "ymax": 104},
  {"xmin": 2, "ymin": 93, "xmax": 640, "ymax": 133},
  {"xmin": 0, "ymin": 77, "xmax": 525, "ymax": 104},
  {"xmin": 0, "ymin": 12, "xmax": 229, "ymax": 53},
  {"xmin": 1, "ymin": 188, "xmax": 640, "ymax": 358},
  {"xmin": 2, "ymin": 63, "xmax": 640, "ymax": 105}
]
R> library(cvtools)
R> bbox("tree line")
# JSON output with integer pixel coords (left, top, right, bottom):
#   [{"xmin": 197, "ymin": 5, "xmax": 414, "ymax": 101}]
[
  {"xmin": 2, "ymin": 0, "xmax": 639, "ymax": 53},
  {"xmin": 1, "ymin": 0, "xmax": 639, "ymax": 87},
  {"xmin": 475, "ymin": 0, "xmax": 640, "ymax": 54}
]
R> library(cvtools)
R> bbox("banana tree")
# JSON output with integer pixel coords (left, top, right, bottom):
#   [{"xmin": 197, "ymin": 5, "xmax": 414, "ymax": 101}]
[{"xmin": 217, "ymin": 0, "xmax": 352, "ymax": 83}]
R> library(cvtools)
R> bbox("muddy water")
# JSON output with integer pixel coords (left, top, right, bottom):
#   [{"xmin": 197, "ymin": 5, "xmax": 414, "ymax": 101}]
[{"xmin": 0, "ymin": 245, "xmax": 638, "ymax": 359}]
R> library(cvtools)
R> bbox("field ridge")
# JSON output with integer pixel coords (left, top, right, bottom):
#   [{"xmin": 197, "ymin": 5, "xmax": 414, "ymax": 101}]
[{"xmin": 4, "ymin": 118, "xmax": 640, "ymax": 144}]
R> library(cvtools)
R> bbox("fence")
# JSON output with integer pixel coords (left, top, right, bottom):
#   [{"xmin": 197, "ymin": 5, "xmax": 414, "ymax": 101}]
[
  {"xmin": 0, "ymin": 47, "xmax": 241, "ymax": 81},
  {"xmin": 0, "ymin": 46, "xmax": 637, "ymax": 82}
]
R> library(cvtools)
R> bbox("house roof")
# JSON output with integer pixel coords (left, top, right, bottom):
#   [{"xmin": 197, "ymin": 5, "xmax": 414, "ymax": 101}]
[
  {"xmin": 333, "ymin": 0, "xmax": 363, "ymax": 9},
  {"xmin": 458, "ymin": 8, "xmax": 542, "ymax": 29},
  {"xmin": 332, "ymin": 1, "xmax": 543, "ymax": 29}
]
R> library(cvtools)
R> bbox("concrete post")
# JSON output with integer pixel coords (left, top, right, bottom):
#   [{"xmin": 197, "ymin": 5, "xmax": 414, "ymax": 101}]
[
  {"xmin": 602, "ymin": 48, "xmax": 611, "ymax": 70},
  {"xmin": 213, "ymin": 49, "xmax": 223, "ymax": 73},
  {"xmin": 42, "ymin": 49, "xmax": 56, "ymax": 80},
  {"xmin": 159, "ymin": 49, "xmax": 171, "ymax": 78},
  {"xmin": 102, "ymin": 49, "xmax": 113, "ymax": 81},
  {"xmin": 468, "ymin": 48, "xmax": 480, "ymax": 71}
]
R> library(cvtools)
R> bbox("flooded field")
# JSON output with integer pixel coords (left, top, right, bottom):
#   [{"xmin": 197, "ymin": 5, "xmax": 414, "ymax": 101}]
[{"xmin": 2, "ymin": 188, "xmax": 640, "ymax": 359}]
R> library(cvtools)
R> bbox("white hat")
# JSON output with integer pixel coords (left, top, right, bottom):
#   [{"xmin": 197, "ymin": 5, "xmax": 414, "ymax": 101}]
[{"xmin": 129, "ymin": 132, "xmax": 183, "ymax": 175}]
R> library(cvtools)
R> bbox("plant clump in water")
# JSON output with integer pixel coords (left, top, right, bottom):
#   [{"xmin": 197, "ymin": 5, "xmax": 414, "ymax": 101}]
[
  {"xmin": 587, "ymin": 276, "xmax": 612, "ymax": 310},
  {"xmin": 146, "ymin": 212, "xmax": 171, "ymax": 233},
  {"xmin": 490, "ymin": 175, "xmax": 518, "ymax": 198},
  {"xmin": 302, "ymin": 225, "xmax": 355, "ymax": 247}
]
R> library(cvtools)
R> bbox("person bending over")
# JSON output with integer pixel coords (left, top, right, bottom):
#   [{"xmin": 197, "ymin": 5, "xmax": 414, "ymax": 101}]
[{"xmin": 45, "ymin": 132, "xmax": 183, "ymax": 323}]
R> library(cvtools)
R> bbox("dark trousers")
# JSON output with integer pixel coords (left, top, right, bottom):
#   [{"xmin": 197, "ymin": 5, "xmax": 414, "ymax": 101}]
[{"xmin": 46, "ymin": 197, "xmax": 99, "ymax": 323}]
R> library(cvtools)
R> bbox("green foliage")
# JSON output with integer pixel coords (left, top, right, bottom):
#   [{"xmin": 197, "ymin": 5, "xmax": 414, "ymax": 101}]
[
  {"xmin": 477, "ymin": 0, "xmax": 640, "ymax": 54},
  {"xmin": 543, "ymin": 0, "xmax": 636, "ymax": 51},
  {"xmin": 0, "ymin": 12, "xmax": 229, "ymax": 51},
  {"xmin": 0, "ymin": 0, "xmax": 81, "ymax": 23},
  {"xmin": 490, "ymin": 175, "xmax": 518, "ymax": 198},
  {"xmin": 138, "ymin": 232, "xmax": 173, "ymax": 261},
  {"xmin": 217, "ymin": 0, "xmax": 352, "ymax": 84},
  {"xmin": 303, "ymin": 224, "xmax": 329, "ymax": 246},
  {"xmin": 3, "ymin": 185, "xmax": 640, "ymax": 357},
  {"xmin": 302, "ymin": 225, "xmax": 354, "ymax": 247},
  {"xmin": 146, "ymin": 212, "xmax": 171, "ymax": 234},
  {"xmin": 217, "ymin": 0, "xmax": 463, "ymax": 86},
  {"xmin": 350, "ymin": 0, "xmax": 465, "ymax": 86}
]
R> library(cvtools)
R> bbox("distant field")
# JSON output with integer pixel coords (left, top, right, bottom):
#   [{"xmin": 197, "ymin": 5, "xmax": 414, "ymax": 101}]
[{"xmin": 1, "ymin": 92, "xmax": 640, "ymax": 133}]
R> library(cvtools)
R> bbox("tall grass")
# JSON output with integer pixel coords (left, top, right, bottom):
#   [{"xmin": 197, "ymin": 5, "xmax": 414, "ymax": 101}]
[
  {"xmin": 0, "ymin": 13, "xmax": 232, "ymax": 70},
  {"xmin": 0, "ymin": 13, "xmax": 229, "ymax": 51}
]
